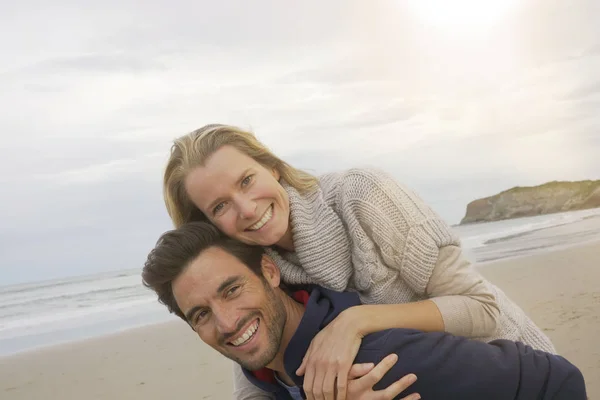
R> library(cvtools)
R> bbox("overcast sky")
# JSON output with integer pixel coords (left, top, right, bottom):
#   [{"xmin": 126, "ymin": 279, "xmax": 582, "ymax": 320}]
[{"xmin": 2, "ymin": 0, "xmax": 599, "ymax": 285}]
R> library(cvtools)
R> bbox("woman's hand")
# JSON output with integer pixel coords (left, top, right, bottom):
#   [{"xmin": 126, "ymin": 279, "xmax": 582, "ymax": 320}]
[
  {"xmin": 347, "ymin": 355, "xmax": 420, "ymax": 400},
  {"xmin": 297, "ymin": 305, "xmax": 416, "ymax": 400},
  {"xmin": 295, "ymin": 307, "xmax": 363, "ymax": 400}
]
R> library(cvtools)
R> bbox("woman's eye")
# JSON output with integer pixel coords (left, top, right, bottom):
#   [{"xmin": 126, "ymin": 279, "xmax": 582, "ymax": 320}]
[
  {"xmin": 241, "ymin": 175, "xmax": 253, "ymax": 186},
  {"xmin": 213, "ymin": 202, "xmax": 225, "ymax": 215}
]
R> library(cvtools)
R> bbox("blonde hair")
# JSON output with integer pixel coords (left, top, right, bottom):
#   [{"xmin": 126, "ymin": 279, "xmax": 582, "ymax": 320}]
[{"xmin": 163, "ymin": 124, "xmax": 319, "ymax": 228}]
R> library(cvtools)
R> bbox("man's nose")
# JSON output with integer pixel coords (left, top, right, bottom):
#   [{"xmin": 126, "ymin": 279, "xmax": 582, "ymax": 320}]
[{"xmin": 215, "ymin": 308, "xmax": 241, "ymax": 337}]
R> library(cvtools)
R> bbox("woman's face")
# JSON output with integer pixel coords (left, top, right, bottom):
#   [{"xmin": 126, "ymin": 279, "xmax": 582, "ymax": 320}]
[{"xmin": 184, "ymin": 145, "xmax": 291, "ymax": 247}]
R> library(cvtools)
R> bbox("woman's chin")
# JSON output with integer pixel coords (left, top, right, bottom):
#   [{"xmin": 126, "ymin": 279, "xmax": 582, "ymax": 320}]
[{"xmin": 237, "ymin": 232, "xmax": 279, "ymax": 247}]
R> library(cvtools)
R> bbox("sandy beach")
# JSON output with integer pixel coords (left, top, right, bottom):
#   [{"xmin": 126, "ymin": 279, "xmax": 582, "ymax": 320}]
[{"xmin": 1, "ymin": 241, "xmax": 598, "ymax": 399}]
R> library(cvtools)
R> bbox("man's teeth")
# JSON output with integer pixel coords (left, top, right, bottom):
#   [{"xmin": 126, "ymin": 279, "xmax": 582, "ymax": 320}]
[
  {"xmin": 230, "ymin": 320, "xmax": 259, "ymax": 347},
  {"xmin": 248, "ymin": 206, "xmax": 273, "ymax": 231}
]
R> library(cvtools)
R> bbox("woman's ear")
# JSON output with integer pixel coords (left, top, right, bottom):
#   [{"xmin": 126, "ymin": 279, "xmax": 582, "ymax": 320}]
[
  {"xmin": 271, "ymin": 167, "xmax": 281, "ymax": 181},
  {"xmin": 260, "ymin": 255, "xmax": 281, "ymax": 288}
]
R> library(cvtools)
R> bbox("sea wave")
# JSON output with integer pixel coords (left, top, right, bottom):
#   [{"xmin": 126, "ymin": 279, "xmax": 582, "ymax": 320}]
[{"xmin": 455, "ymin": 208, "xmax": 600, "ymax": 250}]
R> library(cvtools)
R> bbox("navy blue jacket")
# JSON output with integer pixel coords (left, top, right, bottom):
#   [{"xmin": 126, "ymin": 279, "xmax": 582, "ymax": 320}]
[{"xmin": 243, "ymin": 286, "xmax": 586, "ymax": 399}]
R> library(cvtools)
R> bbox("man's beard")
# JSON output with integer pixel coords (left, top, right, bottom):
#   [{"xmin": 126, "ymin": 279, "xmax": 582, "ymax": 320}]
[{"xmin": 222, "ymin": 281, "xmax": 287, "ymax": 371}]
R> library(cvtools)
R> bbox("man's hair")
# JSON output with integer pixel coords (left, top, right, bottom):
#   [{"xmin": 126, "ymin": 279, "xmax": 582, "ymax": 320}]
[{"xmin": 142, "ymin": 222, "xmax": 265, "ymax": 322}]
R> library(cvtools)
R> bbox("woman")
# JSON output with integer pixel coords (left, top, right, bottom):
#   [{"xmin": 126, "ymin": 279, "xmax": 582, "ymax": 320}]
[{"xmin": 162, "ymin": 124, "xmax": 555, "ymax": 400}]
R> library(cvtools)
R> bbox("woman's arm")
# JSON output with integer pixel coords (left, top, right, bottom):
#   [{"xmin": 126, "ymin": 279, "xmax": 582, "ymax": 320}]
[
  {"xmin": 341, "ymin": 169, "xmax": 500, "ymax": 338},
  {"xmin": 346, "ymin": 245, "xmax": 499, "ymax": 338},
  {"xmin": 426, "ymin": 244, "xmax": 499, "ymax": 337},
  {"xmin": 297, "ymin": 169, "xmax": 501, "ymax": 400},
  {"xmin": 348, "ymin": 300, "xmax": 444, "ymax": 337}
]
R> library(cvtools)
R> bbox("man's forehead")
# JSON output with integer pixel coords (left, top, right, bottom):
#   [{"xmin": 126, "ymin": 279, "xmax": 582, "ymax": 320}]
[
  {"xmin": 173, "ymin": 247, "xmax": 249, "ymax": 303},
  {"xmin": 185, "ymin": 247, "xmax": 249, "ymax": 284},
  {"xmin": 198, "ymin": 246, "xmax": 246, "ymax": 267}
]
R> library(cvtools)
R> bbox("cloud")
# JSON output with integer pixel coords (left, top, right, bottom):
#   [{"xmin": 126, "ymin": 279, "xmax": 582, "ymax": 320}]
[
  {"xmin": 34, "ymin": 153, "xmax": 167, "ymax": 185},
  {"xmin": 561, "ymin": 80, "xmax": 600, "ymax": 100},
  {"xmin": 2, "ymin": 0, "xmax": 600, "ymax": 285},
  {"xmin": 30, "ymin": 53, "xmax": 167, "ymax": 74}
]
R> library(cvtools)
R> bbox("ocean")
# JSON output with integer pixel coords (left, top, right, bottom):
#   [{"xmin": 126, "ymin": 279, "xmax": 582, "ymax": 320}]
[{"xmin": 2, "ymin": 208, "xmax": 600, "ymax": 357}]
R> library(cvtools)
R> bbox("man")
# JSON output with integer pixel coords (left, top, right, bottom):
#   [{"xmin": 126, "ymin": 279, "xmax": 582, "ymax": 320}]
[{"xmin": 142, "ymin": 222, "xmax": 587, "ymax": 400}]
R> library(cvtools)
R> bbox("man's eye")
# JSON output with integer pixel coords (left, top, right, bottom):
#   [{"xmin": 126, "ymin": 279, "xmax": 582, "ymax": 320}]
[
  {"xmin": 193, "ymin": 310, "xmax": 209, "ymax": 326},
  {"xmin": 227, "ymin": 285, "xmax": 240, "ymax": 296},
  {"xmin": 241, "ymin": 175, "xmax": 253, "ymax": 186}
]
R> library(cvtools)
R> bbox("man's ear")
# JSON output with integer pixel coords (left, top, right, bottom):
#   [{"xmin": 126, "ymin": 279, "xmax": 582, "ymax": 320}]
[{"xmin": 260, "ymin": 255, "xmax": 281, "ymax": 288}]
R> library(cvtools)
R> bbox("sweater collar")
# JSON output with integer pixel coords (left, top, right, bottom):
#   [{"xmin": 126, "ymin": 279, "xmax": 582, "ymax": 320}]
[{"xmin": 265, "ymin": 179, "xmax": 354, "ymax": 291}]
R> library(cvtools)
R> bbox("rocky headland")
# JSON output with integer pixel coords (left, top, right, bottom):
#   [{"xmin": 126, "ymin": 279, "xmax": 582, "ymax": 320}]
[{"xmin": 460, "ymin": 180, "xmax": 600, "ymax": 224}]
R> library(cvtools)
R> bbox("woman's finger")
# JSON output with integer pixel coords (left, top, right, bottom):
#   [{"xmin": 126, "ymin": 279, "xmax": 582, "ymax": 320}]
[
  {"xmin": 296, "ymin": 353, "xmax": 308, "ymax": 376},
  {"xmin": 297, "ymin": 343, "xmax": 314, "ymax": 377},
  {"xmin": 310, "ymin": 362, "xmax": 328, "ymax": 400},
  {"xmin": 348, "ymin": 363, "xmax": 375, "ymax": 380},
  {"xmin": 321, "ymin": 365, "xmax": 338, "ymax": 400},
  {"xmin": 302, "ymin": 360, "xmax": 317, "ymax": 400},
  {"xmin": 334, "ymin": 361, "xmax": 353, "ymax": 400}
]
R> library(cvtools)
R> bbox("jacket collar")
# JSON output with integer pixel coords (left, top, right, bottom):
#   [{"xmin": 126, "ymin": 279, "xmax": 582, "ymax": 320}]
[{"xmin": 242, "ymin": 287, "xmax": 361, "ymax": 395}]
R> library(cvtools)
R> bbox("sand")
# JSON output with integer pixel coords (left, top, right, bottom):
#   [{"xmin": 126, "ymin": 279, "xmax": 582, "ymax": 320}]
[
  {"xmin": 478, "ymin": 241, "xmax": 600, "ymax": 398},
  {"xmin": 1, "ymin": 241, "xmax": 598, "ymax": 399}
]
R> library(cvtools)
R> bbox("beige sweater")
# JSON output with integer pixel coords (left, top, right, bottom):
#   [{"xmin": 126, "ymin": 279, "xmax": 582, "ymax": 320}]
[{"xmin": 233, "ymin": 168, "xmax": 555, "ymax": 399}]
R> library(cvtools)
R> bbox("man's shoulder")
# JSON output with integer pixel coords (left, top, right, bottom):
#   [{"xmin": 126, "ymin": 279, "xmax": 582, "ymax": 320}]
[{"xmin": 363, "ymin": 326, "xmax": 431, "ymax": 346}]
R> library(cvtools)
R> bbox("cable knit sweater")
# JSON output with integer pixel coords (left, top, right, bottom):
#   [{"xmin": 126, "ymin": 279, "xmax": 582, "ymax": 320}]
[{"xmin": 233, "ymin": 168, "xmax": 555, "ymax": 399}]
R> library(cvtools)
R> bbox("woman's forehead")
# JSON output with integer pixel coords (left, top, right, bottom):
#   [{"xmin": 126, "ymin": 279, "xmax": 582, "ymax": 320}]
[
  {"xmin": 184, "ymin": 147, "xmax": 258, "ymax": 205},
  {"xmin": 205, "ymin": 145, "xmax": 258, "ymax": 171}
]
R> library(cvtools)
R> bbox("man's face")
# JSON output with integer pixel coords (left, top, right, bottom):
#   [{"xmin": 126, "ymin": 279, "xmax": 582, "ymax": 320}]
[{"xmin": 172, "ymin": 246, "xmax": 287, "ymax": 371}]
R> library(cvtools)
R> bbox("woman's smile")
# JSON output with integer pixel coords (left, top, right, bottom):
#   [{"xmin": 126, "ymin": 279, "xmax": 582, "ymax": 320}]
[{"xmin": 246, "ymin": 205, "xmax": 274, "ymax": 231}]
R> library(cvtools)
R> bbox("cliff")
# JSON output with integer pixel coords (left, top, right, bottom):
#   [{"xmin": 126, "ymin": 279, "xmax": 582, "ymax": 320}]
[{"xmin": 460, "ymin": 180, "xmax": 600, "ymax": 224}]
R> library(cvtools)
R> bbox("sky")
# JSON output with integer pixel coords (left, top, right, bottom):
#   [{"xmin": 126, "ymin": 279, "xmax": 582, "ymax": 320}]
[{"xmin": 1, "ymin": 0, "xmax": 600, "ymax": 285}]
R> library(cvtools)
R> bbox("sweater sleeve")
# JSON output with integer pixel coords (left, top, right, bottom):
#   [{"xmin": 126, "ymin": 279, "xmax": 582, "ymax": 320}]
[
  {"xmin": 426, "ymin": 245, "xmax": 499, "ymax": 337},
  {"xmin": 232, "ymin": 362, "xmax": 275, "ymax": 400},
  {"xmin": 342, "ymin": 168, "xmax": 499, "ymax": 338}
]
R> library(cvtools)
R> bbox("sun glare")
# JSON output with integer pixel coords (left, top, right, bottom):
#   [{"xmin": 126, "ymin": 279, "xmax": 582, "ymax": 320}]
[{"xmin": 406, "ymin": 0, "xmax": 519, "ymax": 35}]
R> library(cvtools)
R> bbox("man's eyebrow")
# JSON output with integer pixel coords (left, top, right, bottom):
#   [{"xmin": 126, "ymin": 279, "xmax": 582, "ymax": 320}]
[
  {"xmin": 184, "ymin": 276, "xmax": 244, "ymax": 323},
  {"xmin": 216, "ymin": 276, "xmax": 243, "ymax": 295},
  {"xmin": 185, "ymin": 306, "xmax": 202, "ymax": 323}
]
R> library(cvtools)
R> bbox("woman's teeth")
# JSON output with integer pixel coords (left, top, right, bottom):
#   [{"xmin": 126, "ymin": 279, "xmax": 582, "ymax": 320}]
[
  {"xmin": 248, "ymin": 206, "xmax": 273, "ymax": 231},
  {"xmin": 230, "ymin": 320, "xmax": 259, "ymax": 347}
]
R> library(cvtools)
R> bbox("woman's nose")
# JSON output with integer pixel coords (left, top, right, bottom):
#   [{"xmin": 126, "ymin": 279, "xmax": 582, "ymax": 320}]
[{"xmin": 235, "ymin": 196, "xmax": 257, "ymax": 219}]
